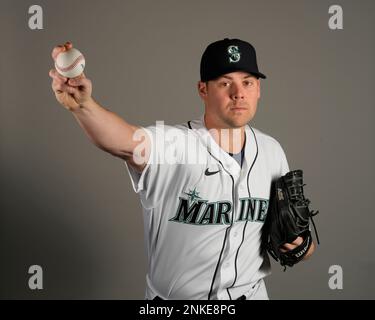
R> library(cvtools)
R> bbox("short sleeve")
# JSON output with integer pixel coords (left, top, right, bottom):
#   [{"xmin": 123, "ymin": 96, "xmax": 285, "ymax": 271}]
[
  {"xmin": 277, "ymin": 143, "xmax": 290, "ymax": 176},
  {"xmin": 124, "ymin": 127, "xmax": 153, "ymax": 193},
  {"xmin": 124, "ymin": 124, "xmax": 186, "ymax": 209},
  {"xmin": 268, "ymin": 137, "xmax": 290, "ymax": 181}
]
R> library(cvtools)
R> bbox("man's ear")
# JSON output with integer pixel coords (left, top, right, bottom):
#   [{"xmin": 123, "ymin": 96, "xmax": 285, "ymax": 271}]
[
  {"xmin": 257, "ymin": 79, "xmax": 261, "ymax": 99},
  {"xmin": 197, "ymin": 81, "xmax": 208, "ymax": 99}
]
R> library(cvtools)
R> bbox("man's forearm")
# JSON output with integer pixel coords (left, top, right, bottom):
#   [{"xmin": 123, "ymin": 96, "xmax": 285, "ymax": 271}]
[{"xmin": 71, "ymin": 97, "xmax": 137, "ymax": 158}]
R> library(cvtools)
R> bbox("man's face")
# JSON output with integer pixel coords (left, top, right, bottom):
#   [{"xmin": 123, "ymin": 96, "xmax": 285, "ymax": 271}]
[{"xmin": 198, "ymin": 71, "xmax": 261, "ymax": 129}]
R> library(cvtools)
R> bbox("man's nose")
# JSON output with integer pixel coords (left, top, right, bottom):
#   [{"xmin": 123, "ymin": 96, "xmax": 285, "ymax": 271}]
[{"xmin": 230, "ymin": 84, "xmax": 244, "ymax": 100}]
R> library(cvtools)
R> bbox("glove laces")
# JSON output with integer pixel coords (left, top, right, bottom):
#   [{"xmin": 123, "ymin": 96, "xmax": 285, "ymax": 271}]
[{"xmin": 288, "ymin": 182, "xmax": 320, "ymax": 245}]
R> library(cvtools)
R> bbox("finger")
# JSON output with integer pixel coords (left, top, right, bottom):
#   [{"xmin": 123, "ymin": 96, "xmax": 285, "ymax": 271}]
[
  {"xmin": 280, "ymin": 236, "xmax": 304, "ymax": 252},
  {"xmin": 52, "ymin": 82, "xmax": 79, "ymax": 95},
  {"xmin": 51, "ymin": 45, "xmax": 66, "ymax": 61},
  {"xmin": 51, "ymin": 41, "xmax": 73, "ymax": 61},
  {"xmin": 52, "ymin": 81, "xmax": 65, "ymax": 93},
  {"xmin": 68, "ymin": 76, "xmax": 90, "ymax": 87},
  {"xmin": 51, "ymin": 78, "xmax": 67, "ymax": 92},
  {"xmin": 51, "ymin": 77, "xmax": 70, "ymax": 91},
  {"xmin": 64, "ymin": 41, "xmax": 73, "ymax": 50},
  {"xmin": 49, "ymin": 69, "xmax": 67, "ymax": 82},
  {"xmin": 282, "ymin": 243, "xmax": 297, "ymax": 251},
  {"xmin": 292, "ymin": 236, "xmax": 303, "ymax": 246}
]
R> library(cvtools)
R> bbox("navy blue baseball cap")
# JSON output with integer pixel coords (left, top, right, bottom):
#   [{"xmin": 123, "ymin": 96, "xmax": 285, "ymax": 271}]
[{"xmin": 200, "ymin": 38, "xmax": 266, "ymax": 81}]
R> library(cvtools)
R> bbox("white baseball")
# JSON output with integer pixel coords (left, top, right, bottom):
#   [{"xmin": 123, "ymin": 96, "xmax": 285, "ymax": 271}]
[{"xmin": 55, "ymin": 47, "xmax": 85, "ymax": 78}]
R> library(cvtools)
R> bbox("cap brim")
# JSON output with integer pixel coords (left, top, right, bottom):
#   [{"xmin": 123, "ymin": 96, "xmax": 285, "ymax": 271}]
[
  {"xmin": 241, "ymin": 68, "xmax": 266, "ymax": 79},
  {"xmin": 252, "ymin": 71, "xmax": 266, "ymax": 79}
]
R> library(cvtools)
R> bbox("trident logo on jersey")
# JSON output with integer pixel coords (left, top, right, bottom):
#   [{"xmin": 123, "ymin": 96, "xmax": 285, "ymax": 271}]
[{"xmin": 228, "ymin": 45, "xmax": 241, "ymax": 63}]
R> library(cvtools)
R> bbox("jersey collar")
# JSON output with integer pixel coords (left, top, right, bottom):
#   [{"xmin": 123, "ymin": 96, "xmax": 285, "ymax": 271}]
[{"xmin": 188, "ymin": 114, "xmax": 258, "ymax": 177}]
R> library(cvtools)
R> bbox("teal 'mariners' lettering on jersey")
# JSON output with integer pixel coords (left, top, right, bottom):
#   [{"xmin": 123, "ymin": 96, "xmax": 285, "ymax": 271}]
[
  {"xmin": 169, "ymin": 197, "xmax": 231, "ymax": 225},
  {"xmin": 169, "ymin": 195, "xmax": 269, "ymax": 226},
  {"xmin": 237, "ymin": 197, "xmax": 269, "ymax": 223}
]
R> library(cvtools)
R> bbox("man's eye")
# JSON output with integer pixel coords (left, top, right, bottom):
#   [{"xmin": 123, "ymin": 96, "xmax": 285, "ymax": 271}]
[
  {"xmin": 244, "ymin": 81, "xmax": 253, "ymax": 86},
  {"xmin": 221, "ymin": 82, "xmax": 230, "ymax": 87}
]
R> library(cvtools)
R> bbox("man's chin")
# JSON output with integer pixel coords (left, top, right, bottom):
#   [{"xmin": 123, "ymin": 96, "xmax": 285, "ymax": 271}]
[{"xmin": 226, "ymin": 116, "xmax": 253, "ymax": 128}]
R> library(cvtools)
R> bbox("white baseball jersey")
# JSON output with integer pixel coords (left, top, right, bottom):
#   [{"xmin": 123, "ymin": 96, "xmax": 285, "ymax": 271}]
[{"xmin": 124, "ymin": 114, "xmax": 289, "ymax": 300}]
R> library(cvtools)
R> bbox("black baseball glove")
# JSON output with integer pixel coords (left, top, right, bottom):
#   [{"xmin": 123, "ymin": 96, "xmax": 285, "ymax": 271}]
[{"xmin": 263, "ymin": 170, "xmax": 320, "ymax": 269}]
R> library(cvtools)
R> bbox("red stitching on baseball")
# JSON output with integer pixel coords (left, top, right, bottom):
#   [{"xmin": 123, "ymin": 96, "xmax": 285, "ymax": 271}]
[{"xmin": 56, "ymin": 55, "xmax": 84, "ymax": 72}]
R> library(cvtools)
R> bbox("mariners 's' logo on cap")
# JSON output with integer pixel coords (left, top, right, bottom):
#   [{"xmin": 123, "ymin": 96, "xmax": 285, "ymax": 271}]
[{"xmin": 227, "ymin": 45, "xmax": 240, "ymax": 63}]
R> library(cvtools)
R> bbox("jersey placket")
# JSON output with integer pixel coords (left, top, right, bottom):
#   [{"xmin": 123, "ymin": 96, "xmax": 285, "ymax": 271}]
[{"xmin": 216, "ymin": 166, "xmax": 244, "ymax": 300}]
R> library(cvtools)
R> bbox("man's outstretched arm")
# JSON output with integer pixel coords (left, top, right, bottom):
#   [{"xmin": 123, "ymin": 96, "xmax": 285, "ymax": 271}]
[{"xmin": 49, "ymin": 41, "xmax": 149, "ymax": 173}]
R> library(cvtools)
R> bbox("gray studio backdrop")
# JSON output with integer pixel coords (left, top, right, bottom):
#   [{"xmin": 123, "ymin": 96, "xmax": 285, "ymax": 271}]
[{"xmin": 1, "ymin": 0, "xmax": 374, "ymax": 299}]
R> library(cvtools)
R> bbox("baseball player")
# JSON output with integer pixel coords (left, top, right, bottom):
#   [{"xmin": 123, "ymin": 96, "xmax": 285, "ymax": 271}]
[{"xmin": 49, "ymin": 38, "xmax": 315, "ymax": 300}]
